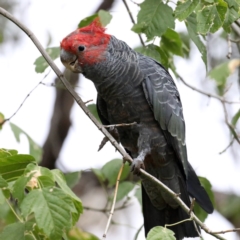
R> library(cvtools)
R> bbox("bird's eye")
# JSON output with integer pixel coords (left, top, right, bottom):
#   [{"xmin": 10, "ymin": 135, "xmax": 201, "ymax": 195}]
[{"xmin": 78, "ymin": 45, "xmax": 85, "ymax": 52}]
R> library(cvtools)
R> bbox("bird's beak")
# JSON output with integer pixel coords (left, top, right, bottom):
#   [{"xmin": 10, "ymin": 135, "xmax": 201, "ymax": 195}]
[{"xmin": 60, "ymin": 49, "xmax": 82, "ymax": 73}]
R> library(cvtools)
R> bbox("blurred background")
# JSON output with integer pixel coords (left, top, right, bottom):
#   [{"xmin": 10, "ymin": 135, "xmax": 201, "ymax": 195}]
[{"xmin": 0, "ymin": 0, "xmax": 239, "ymax": 239}]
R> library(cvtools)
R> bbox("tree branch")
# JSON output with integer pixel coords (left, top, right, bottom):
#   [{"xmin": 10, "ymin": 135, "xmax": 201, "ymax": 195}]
[{"xmin": 0, "ymin": 7, "xmax": 227, "ymax": 240}]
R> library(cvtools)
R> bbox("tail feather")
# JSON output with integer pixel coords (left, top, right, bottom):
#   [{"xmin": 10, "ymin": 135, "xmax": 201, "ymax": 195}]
[
  {"xmin": 142, "ymin": 184, "xmax": 199, "ymax": 240},
  {"xmin": 187, "ymin": 163, "xmax": 214, "ymax": 213}
]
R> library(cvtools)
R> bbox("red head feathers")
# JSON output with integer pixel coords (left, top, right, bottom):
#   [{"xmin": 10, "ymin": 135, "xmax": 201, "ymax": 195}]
[{"xmin": 60, "ymin": 18, "xmax": 111, "ymax": 66}]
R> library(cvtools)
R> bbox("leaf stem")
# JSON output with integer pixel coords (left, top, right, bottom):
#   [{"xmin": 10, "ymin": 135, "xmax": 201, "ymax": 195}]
[{"xmin": 6, "ymin": 199, "xmax": 24, "ymax": 223}]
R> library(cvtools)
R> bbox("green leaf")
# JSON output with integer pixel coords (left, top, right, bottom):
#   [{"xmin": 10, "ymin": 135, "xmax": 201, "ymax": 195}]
[
  {"xmin": 185, "ymin": 13, "xmax": 207, "ymax": 66},
  {"xmin": 101, "ymin": 159, "xmax": 130, "ymax": 187},
  {"xmin": 134, "ymin": 185, "xmax": 142, "ymax": 206},
  {"xmin": 135, "ymin": 44, "xmax": 169, "ymax": 68},
  {"xmin": 132, "ymin": 0, "xmax": 175, "ymax": 40},
  {"xmin": 196, "ymin": 0, "xmax": 228, "ymax": 34},
  {"xmin": 222, "ymin": 7, "xmax": 240, "ymax": 32},
  {"xmin": 65, "ymin": 171, "xmax": 81, "ymax": 189},
  {"xmin": 52, "ymin": 169, "xmax": 83, "ymax": 225},
  {"xmin": 161, "ymin": 29, "xmax": 184, "ymax": 57},
  {"xmin": 0, "ymin": 112, "xmax": 4, "ymax": 130},
  {"xmin": 195, "ymin": 176, "xmax": 214, "ymax": 222},
  {"xmin": 116, "ymin": 181, "xmax": 135, "ymax": 202},
  {"xmin": 92, "ymin": 168, "xmax": 106, "ymax": 183},
  {"xmin": 174, "ymin": 0, "xmax": 199, "ymax": 21},
  {"xmin": 147, "ymin": 226, "xmax": 176, "ymax": 240},
  {"xmin": 98, "ymin": 10, "xmax": 112, "ymax": 27},
  {"xmin": 0, "ymin": 150, "xmax": 36, "ymax": 182},
  {"xmin": 12, "ymin": 175, "xmax": 32, "ymax": 204},
  {"xmin": 78, "ymin": 14, "xmax": 98, "ymax": 28},
  {"xmin": 87, "ymin": 104, "xmax": 100, "ymax": 122},
  {"xmin": 208, "ymin": 59, "xmax": 240, "ymax": 95},
  {"xmin": 0, "ymin": 175, "xmax": 8, "ymax": 188},
  {"xmin": 78, "ymin": 11, "xmax": 112, "ymax": 28},
  {"xmin": 224, "ymin": 0, "xmax": 240, "ymax": 10},
  {"xmin": 20, "ymin": 187, "xmax": 74, "ymax": 240},
  {"xmin": 34, "ymin": 47, "xmax": 60, "ymax": 73},
  {"xmin": 178, "ymin": 32, "xmax": 191, "ymax": 57},
  {"xmin": 0, "ymin": 222, "xmax": 25, "ymax": 240},
  {"xmin": 10, "ymin": 123, "xmax": 42, "ymax": 163},
  {"xmin": 231, "ymin": 109, "xmax": 240, "ymax": 127},
  {"xmin": 0, "ymin": 148, "xmax": 18, "ymax": 158},
  {"xmin": 67, "ymin": 227, "xmax": 99, "ymax": 240}
]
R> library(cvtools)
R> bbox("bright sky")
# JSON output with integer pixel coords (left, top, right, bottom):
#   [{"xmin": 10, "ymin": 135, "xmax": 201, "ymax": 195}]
[{"xmin": 0, "ymin": 0, "xmax": 239, "ymax": 239}]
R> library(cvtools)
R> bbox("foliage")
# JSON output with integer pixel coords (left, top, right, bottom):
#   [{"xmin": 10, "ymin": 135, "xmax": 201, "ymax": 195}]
[{"xmin": 0, "ymin": 148, "xmax": 82, "ymax": 240}]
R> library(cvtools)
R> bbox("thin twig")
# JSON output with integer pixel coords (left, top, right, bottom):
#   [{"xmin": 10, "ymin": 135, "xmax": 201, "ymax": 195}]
[
  {"xmin": 102, "ymin": 163, "xmax": 124, "ymax": 238},
  {"xmin": 0, "ymin": 7, "xmax": 227, "ymax": 240},
  {"xmin": 103, "ymin": 122, "xmax": 137, "ymax": 128},
  {"xmin": 219, "ymin": 137, "xmax": 235, "ymax": 154},
  {"xmin": 230, "ymin": 38, "xmax": 240, "ymax": 43},
  {"xmin": 178, "ymin": 74, "xmax": 240, "ymax": 104},
  {"xmin": 227, "ymin": 34, "xmax": 232, "ymax": 59},
  {"xmin": 84, "ymin": 99, "xmax": 93, "ymax": 105},
  {"xmin": 211, "ymin": 228, "xmax": 240, "ymax": 234},
  {"xmin": 189, "ymin": 198, "xmax": 195, "ymax": 214},
  {"xmin": 222, "ymin": 102, "xmax": 240, "ymax": 144},
  {"xmin": 122, "ymin": 0, "xmax": 145, "ymax": 47},
  {"xmin": 0, "ymin": 70, "xmax": 50, "ymax": 126}
]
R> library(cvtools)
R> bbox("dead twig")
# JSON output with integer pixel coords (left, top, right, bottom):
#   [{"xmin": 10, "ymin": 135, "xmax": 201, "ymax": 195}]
[
  {"xmin": 122, "ymin": 0, "xmax": 145, "ymax": 47},
  {"xmin": 102, "ymin": 163, "xmax": 124, "ymax": 238},
  {"xmin": 0, "ymin": 70, "xmax": 50, "ymax": 127}
]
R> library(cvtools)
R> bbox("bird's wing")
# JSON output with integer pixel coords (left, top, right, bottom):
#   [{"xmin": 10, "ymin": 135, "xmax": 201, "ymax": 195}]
[{"xmin": 138, "ymin": 54, "xmax": 188, "ymax": 178}]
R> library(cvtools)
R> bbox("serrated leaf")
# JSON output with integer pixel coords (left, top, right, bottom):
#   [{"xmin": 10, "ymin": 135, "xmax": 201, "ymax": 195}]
[
  {"xmin": 179, "ymin": 32, "xmax": 191, "ymax": 57},
  {"xmin": 194, "ymin": 176, "xmax": 214, "ymax": 222},
  {"xmin": 0, "ymin": 151, "xmax": 36, "ymax": 182},
  {"xmin": 224, "ymin": 0, "xmax": 240, "ymax": 10},
  {"xmin": 12, "ymin": 175, "xmax": 32, "ymax": 204},
  {"xmin": 0, "ymin": 112, "xmax": 4, "ymax": 130},
  {"xmin": 0, "ymin": 175, "xmax": 8, "ymax": 188},
  {"xmin": 231, "ymin": 109, "xmax": 240, "ymax": 127},
  {"xmin": 116, "ymin": 181, "xmax": 135, "ymax": 202},
  {"xmin": 135, "ymin": 44, "xmax": 169, "ymax": 68},
  {"xmin": 34, "ymin": 47, "xmax": 60, "ymax": 73},
  {"xmin": 101, "ymin": 159, "xmax": 130, "ymax": 187},
  {"xmin": 0, "ymin": 222, "xmax": 25, "ymax": 240},
  {"xmin": 208, "ymin": 59, "xmax": 240, "ymax": 95},
  {"xmin": 98, "ymin": 10, "xmax": 112, "ymax": 27},
  {"xmin": 147, "ymin": 226, "xmax": 176, "ymax": 240},
  {"xmin": 175, "ymin": 0, "xmax": 199, "ymax": 21},
  {"xmin": 20, "ymin": 187, "xmax": 74, "ymax": 239},
  {"xmin": 186, "ymin": 13, "xmax": 207, "ymax": 66},
  {"xmin": 65, "ymin": 171, "xmax": 81, "ymax": 189},
  {"xmin": 132, "ymin": 0, "xmax": 175, "ymax": 40},
  {"xmin": 78, "ymin": 14, "xmax": 98, "ymax": 28},
  {"xmin": 134, "ymin": 185, "xmax": 142, "ymax": 206},
  {"xmin": 223, "ymin": 7, "xmax": 240, "ymax": 32},
  {"xmin": 87, "ymin": 104, "xmax": 101, "ymax": 122},
  {"xmin": 92, "ymin": 168, "xmax": 106, "ymax": 183},
  {"xmin": 67, "ymin": 227, "xmax": 99, "ymax": 240},
  {"xmin": 196, "ymin": 0, "xmax": 228, "ymax": 34},
  {"xmin": 52, "ymin": 169, "xmax": 83, "ymax": 225},
  {"xmin": 10, "ymin": 123, "xmax": 42, "ymax": 163},
  {"xmin": 0, "ymin": 148, "xmax": 18, "ymax": 158},
  {"xmin": 78, "ymin": 11, "xmax": 112, "ymax": 28},
  {"xmin": 161, "ymin": 29, "xmax": 184, "ymax": 57}
]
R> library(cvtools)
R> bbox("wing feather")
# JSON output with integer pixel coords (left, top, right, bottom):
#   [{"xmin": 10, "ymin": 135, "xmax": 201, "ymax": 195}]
[{"xmin": 139, "ymin": 54, "xmax": 188, "ymax": 177}]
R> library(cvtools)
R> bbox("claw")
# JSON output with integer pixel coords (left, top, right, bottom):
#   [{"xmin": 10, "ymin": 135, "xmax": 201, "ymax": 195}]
[{"xmin": 131, "ymin": 158, "xmax": 145, "ymax": 175}]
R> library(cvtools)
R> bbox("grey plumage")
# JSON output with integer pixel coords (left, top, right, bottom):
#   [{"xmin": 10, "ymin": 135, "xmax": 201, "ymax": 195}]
[{"xmin": 61, "ymin": 34, "xmax": 213, "ymax": 240}]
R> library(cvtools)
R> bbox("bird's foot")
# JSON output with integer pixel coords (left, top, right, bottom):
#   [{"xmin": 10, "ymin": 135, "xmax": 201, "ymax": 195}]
[{"xmin": 131, "ymin": 158, "xmax": 145, "ymax": 175}]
